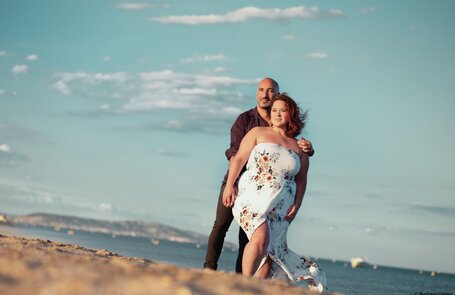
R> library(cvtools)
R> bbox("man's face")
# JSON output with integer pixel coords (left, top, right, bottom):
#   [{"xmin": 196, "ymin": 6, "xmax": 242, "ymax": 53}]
[{"xmin": 256, "ymin": 79, "xmax": 277, "ymax": 109}]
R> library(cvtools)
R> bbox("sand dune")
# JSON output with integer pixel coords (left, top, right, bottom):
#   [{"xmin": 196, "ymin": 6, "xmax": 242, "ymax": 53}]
[{"xmin": 0, "ymin": 234, "xmax": 335, "ymax": 295}]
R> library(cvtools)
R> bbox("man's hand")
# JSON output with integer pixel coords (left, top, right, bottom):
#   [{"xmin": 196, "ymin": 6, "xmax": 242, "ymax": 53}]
[{"xmin": 297, "ymin": 137, "xmax": 314, "ymax": 155}]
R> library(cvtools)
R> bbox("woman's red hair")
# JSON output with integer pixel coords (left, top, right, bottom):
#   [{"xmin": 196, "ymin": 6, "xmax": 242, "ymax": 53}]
[{"xmin": 271, "ymin": 93, "xmax": 307, "ymax": 138}]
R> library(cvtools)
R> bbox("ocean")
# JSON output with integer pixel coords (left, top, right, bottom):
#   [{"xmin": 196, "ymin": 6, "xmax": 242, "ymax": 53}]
[{"xmin": 1, "ymin": 224, "xmax": 454, "ymax": 295}]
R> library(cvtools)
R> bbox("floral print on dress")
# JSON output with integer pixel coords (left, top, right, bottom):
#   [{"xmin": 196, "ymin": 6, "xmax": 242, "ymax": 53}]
[
  {"xmin": 238, "ymin": 204, "xmax": 262, "ymax": 236},
  {"xmin": 267, "ymin": 198, "xmax": 286, "ymax": 231},
  {"xmin": 232, "ymin": 143, "xmax": 326, "ymax": 292},
  {"xmin": 251, "ymin": 149, "xmax": 281, "ymax": 191}
]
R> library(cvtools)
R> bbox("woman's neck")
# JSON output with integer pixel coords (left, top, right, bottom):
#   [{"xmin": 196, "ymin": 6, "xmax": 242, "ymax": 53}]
[{"xmin": 271, "ymin": 126, "xmax": 287, "ymax": 137}]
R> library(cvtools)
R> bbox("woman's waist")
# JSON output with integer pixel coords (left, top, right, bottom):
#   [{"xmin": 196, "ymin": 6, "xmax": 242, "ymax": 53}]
[{"xmin": 245, "ymin": 170, "xmax": 296, "ymax": 179}]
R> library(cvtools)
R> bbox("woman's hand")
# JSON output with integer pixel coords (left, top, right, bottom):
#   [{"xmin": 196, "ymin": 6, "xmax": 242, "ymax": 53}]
[
  {"xmin": 285, "ymin": 203, "xmax": 301, "ymax": 222},
  {"xmin": 222, "ymin": 185, "xmax": 238, "ymax": 207}
]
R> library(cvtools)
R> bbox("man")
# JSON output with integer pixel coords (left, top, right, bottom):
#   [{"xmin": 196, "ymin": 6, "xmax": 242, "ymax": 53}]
[{"xmin": 203, "ymin": 78, "xmax": 314, "ymax": 272}]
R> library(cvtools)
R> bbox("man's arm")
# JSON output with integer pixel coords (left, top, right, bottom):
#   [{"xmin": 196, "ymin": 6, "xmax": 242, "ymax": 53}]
[{"xmin": 225, "ymin": 114, "xmax": 248, "ymax": 160}]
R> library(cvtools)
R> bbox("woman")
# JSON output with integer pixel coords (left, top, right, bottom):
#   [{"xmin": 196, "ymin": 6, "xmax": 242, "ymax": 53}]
[{"xmin": 222, "ymin": 93, "xmax": 326, "ymax": 292}]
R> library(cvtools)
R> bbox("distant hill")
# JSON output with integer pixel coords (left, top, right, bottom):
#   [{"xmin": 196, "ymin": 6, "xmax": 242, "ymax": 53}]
[{"xmin": 2, "ymin": 212, "xmax": 237, "ymax": 249}]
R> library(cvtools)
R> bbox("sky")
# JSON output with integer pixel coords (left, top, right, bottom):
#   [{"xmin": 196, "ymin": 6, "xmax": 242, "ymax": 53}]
[{"xmin": 1, "ymin": 0, "xmax": 454, "ymax": 273}]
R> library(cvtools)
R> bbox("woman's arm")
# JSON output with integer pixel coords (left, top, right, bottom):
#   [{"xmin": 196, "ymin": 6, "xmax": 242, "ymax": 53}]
[
  {"xmin": 222, "ymin": 127, "xmax": 260, "ymax": 207},
  {"xmin": 285, "ymin": 154, "xmax": 309, "ymax": 221}
]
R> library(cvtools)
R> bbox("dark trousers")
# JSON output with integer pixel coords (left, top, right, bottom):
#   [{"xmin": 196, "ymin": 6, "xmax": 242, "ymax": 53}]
[{"xmin": 204, "ymin": 181, "xmax": 249, "ymax": 273}]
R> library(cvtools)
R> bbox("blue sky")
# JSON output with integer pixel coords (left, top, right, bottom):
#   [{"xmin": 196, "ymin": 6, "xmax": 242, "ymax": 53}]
[{"xmin": 1, "ymin": 0, "xmax": 454, "ymax": 273}]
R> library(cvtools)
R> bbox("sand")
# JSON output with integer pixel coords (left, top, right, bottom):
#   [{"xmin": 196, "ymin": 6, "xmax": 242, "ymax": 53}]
[{"xmin": 0, "ymin": 234, "xmax": 337, "ymax": 295}]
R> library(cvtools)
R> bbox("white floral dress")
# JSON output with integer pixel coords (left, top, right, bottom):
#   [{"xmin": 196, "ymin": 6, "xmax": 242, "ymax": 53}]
[{"xmin": 232, "ymin": 142, "xmax": 327, "ymax": 292}]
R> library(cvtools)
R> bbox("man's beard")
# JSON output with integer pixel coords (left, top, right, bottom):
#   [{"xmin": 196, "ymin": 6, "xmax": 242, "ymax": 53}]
[{"xmin": 258, "ymin": 100, "xmax": 271, "ymax": 109}]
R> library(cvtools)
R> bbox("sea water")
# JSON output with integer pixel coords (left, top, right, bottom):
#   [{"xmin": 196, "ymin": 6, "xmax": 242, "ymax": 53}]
[{"xmin": 2, "ymin": 224, "xmax": 454, "ymax": 295}]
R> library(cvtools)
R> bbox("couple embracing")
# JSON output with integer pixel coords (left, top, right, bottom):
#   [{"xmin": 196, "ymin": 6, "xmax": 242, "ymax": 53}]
[{"xmin": 204, "ymin": 78, "xmax": 327, "ymax": 292}]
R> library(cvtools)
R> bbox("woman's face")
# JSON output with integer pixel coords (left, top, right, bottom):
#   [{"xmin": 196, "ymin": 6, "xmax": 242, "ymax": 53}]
[{"xmin": 271, "ymin": 100, "xmax": 290, "ymax": 128}]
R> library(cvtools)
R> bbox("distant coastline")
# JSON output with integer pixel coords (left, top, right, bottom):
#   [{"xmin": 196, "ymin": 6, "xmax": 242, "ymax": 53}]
[{"xmin": 0, "ymin": 212, "xmax": 237, "ymax": 249}]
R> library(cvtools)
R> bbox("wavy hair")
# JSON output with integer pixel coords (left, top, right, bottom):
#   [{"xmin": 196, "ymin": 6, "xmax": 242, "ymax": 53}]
[{"xmin": 270, "ymin": 93, "xmax": 307, "ymax": 137}]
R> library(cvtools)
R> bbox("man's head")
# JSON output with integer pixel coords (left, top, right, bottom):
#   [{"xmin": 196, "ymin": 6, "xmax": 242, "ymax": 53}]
[{"xmin": 256, "ymin": 78, "xmax": 279, "ymax": 109}]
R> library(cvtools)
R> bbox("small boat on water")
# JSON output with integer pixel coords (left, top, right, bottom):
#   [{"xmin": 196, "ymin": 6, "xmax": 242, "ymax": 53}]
[
  {"xmin": 0, "ymin": 214, "xmax": 11, "ymax": 225},
  {"xmin": 350, "ymin": 257, "xmax": 367, "ymax": 268}
]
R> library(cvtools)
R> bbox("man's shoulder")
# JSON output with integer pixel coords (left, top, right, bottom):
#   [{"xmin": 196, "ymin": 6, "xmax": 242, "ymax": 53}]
[{"xmin": 236, "ymin": 107, "xmax": 257, "ymax": 120}]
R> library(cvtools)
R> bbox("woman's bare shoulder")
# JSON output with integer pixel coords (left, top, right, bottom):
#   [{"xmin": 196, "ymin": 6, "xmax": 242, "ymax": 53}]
[
  {"xmin": 242, "ymin": 126, "xmax": 268, "ymax": 144},
  {"xmin": 248, "ymin": 126, "xmax": 269, "ymax": 134}
]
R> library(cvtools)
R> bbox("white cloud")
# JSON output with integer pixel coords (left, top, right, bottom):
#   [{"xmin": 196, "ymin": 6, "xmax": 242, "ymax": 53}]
[
  {"xmin": 0, "ymin": 88, "xmax": 5, "ymax": 96},
  {"xmin": 364, "ymin": 227, "xmax": 374, "ymax": 234},
  {"xmin": 151, "ymin": 6, "xmax": 344, "ymax": 25},
  {"xmin": 56, "ymin": 71, "xmax": 131, "ymax": 84},
  {"xmin": 53, "ymin": 71, "xmax": 131, "ymax": 96},
  {"xmin": 26, "ymin": 54, "xmax": 39, "ymax": 61},
  {"xmin": 52, "ymin": 70, "xmax": 257, "ymax": 132},
  {"xmin": 97, "ymin": 203, "xmax": 113, "ymax": 212},
  {"xmin": 221, "ymin": 106, "xmax": 243, "ymax": 115},
  {"xmin": 54, "ymin": 81, "xmax": 72, "ymax": 95},
  {"xmin": 360, "ymin": 6, "xmax": 377, "ymax": 14},
  {"xmin": 0, "ymin": 148, "xmax": 28, "ymax": 165},
  {"xmin": 0, "ymin": 181, "xmax": 135, "ymax": 220},
  {"xmin": 103, "ymin": 56, "xmax": 111, "ymax": 62},
  {"xmin": 116, "ymin": 2, "xmax": 170, "ymax": 10},
  {"xmin": 0, "ymin": 144, "xmax": 12, "ymax": 153},
  {"xmin": 0, "ymin": 51, "xmax": 11, "ymax": 57},
  {"xmin": 359, "ymin": 222, "xmax": 455, "ymax": 239},
  {"xmin": 174, "ymin": 88, "xmax": 217, "ymax": 95},
  {"xmin": 181, "ymin": 53, "xmax": 225, "ymax": 63},
  {"xmin": 117, "ymin": 3, "xmax": 149, "ymax": 10},
  {"xmin": 155, "ymin": 114, "xmax": 241, "ymax": 134},
  {"xmin": 213, "ymin": 66, "xmax": 226, "ymax": 73},
  {"xmin": 11, "ymin": 64, "xmax": 28, "ymax": 75},
  {"xmin": 100, "ymin": 103, "xmax": 111, "ymax": 110},
  {"xmin": 282, "ymin": 34, "xmax": 298, "ymax": 41},
  {"xmin": 307, "ymin": 52, "xmax": 329, "ymax": 59},
  {"xmin": 92, "ymin": 72, "xmax": 130, "ymax": 83}
]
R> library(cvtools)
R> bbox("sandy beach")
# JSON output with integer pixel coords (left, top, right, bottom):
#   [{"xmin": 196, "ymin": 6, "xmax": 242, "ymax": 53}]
[{"xmin": 0, "ymin": 234, "xmax": 335, "ymax": 295}]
